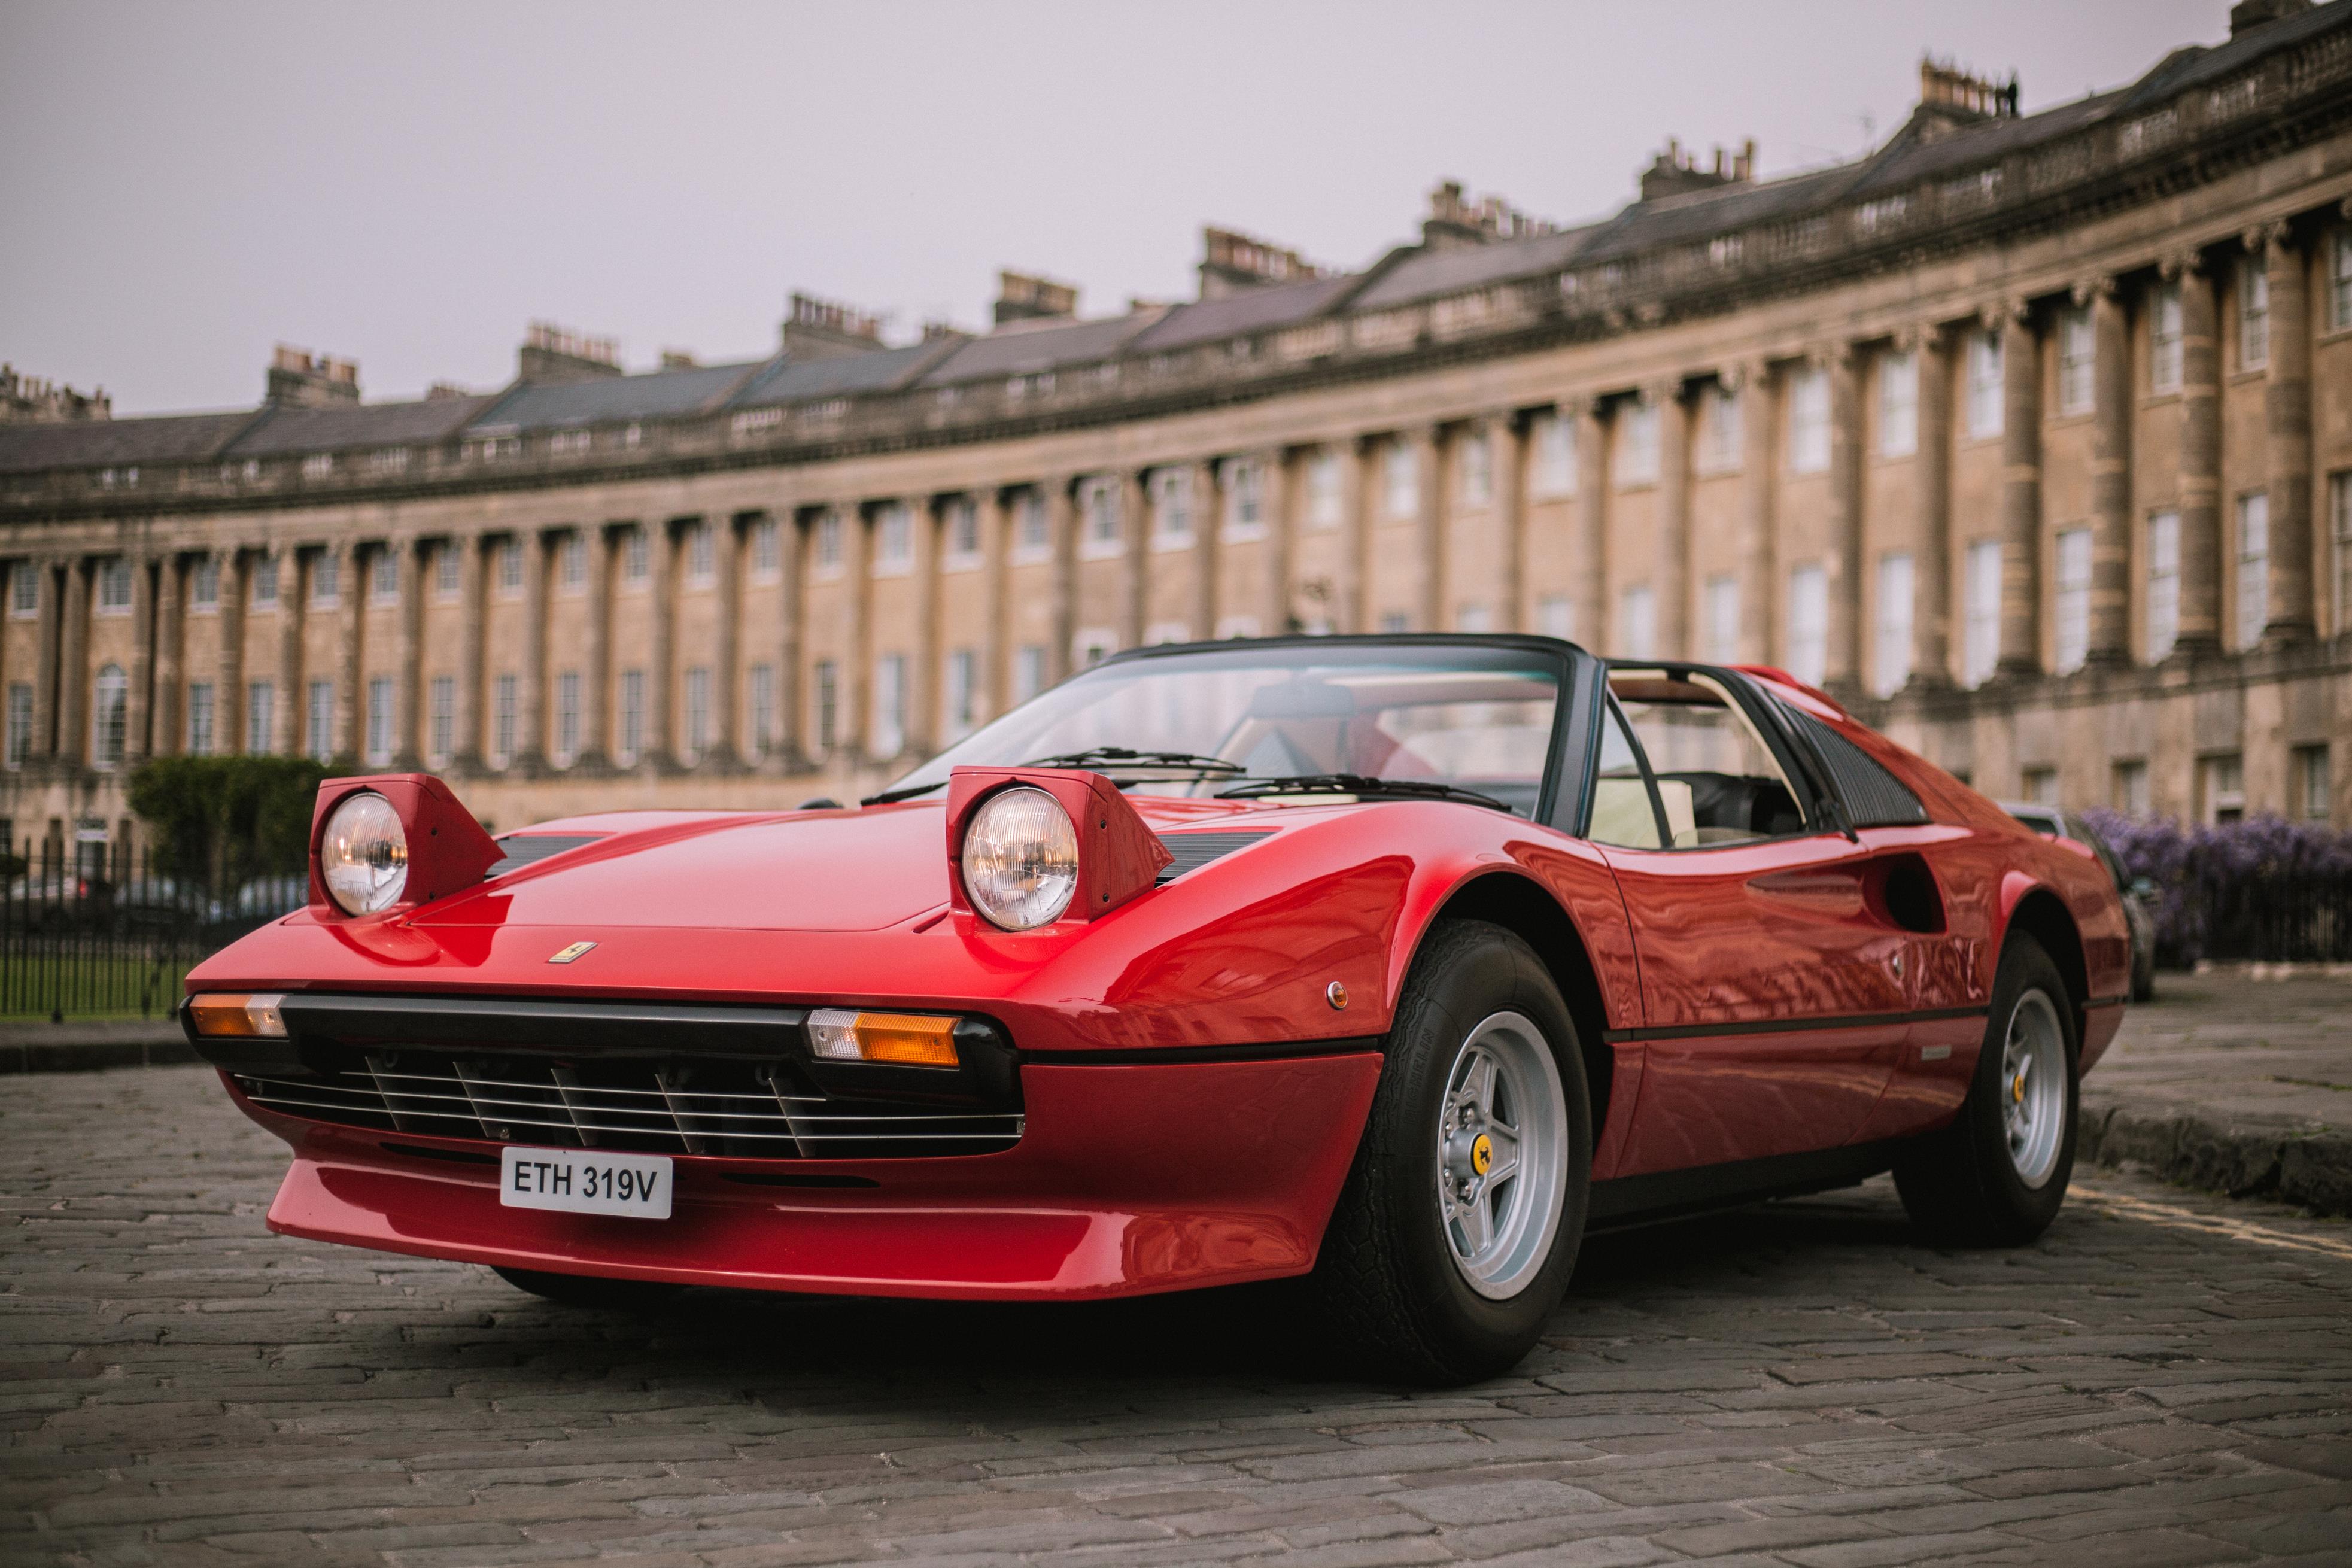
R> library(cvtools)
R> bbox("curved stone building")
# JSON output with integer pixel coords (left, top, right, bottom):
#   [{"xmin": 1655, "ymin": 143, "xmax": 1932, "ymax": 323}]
[{"xmin": 4, "ymin": 1, "xmax": 2350, "ymax": 859}]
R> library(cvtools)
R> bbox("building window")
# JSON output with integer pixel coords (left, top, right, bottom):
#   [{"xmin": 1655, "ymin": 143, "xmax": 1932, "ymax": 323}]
[
  {"xmin": 1379, "ymin": 610, "xmax": 1410, "ymax": 634},
  {"xmin": 1786, "ymin": 366, "xmax": 1830, "ymax": 474},
  {"xmin": 683, "ymin": 666, "xmax": 710, "ymax": 759},
  {"xmin": 1227, "ymin": 458, "xmax": 1265, "ymax": 540},
  {"xmin": 186, "ymin": 682, "xmax": 215, "ymax": 756},
  {"xmin": 2147, "ymin": 510, "xmax": 2180, "ymax": 663},
  {"xmin": 1152, "ymin": 468, "xmax": 1193, "ymax": 546},
  {"xmin": 250, "ymin": 555, "xmax": 279, "ymax": 610},
  {"xmin": 1964, "ymin": 539, "xmax": 2001, "ymax": 688},
  {"xmin": 618, "ymin": 527, "xmax": 648, "ymax": 585},
  {"xmin": 5, "ymin": 683, "xmax": 31, "ymax": 768},
  {"xmin": 1384, "ymin": 441, "xmax": 1418, "ymax": 518},
  {"xmin": 619, "ymin": 668, "xmax": 646, "ymax": 762},
  {"xmin": 1786, "ymin": 563, "xmax": 1827, "ymax": 686},
  {"xmin": 1618, "ymin": 400, "xmax": 1660, "ymax": 487},
  {"xmin": 96, "ymin": 558, "xmax": 133, "ymax": 615},
  {"xmin": 943, "ymin": 500, "xmax": 979, "ymax": 565},
  {"xmin": 2334, "ymin": 472, "xmax": 2352, "ymax": 635},
  {"xmin": 557, "ymin": 533, "xmax": 587, "ymax": 591},
  {"xmin": 427, "ymin": 676, "xmax": 452, "ymax": 764},
  {"xmin": 247, "ymin": 681, "xmax": 274, "ymax": 754},
  {"xmin": 2333, "ymin": 231, "xmax": 2352, "ymax": 332},
  {"xmin": 188, "ymin": 558, "xmax": 218, "ymax": 613},
  {"xmin": 311, "ymin": 551, "xmax": 340, "ymax": 608},
  {"xmin": 2236, "ymin": 491, "xmax": 2269, "ymax": 650},
  {"xmin": 1081, "ymin": 480, "xmax": 1121, "ymax": 555},
  {"xmin": 1875, "ymin": 553, "xmax": 1914, "ymax": 697},
  {"xmin": 686, "ymin": 522, "xmax": 716, "ymax": 585},
  {"xmin": 88, "ymin": 665, "xmax": 126, "ymax": 769},
  {"xmin": 2058, "ymin": 305, "xmax": 2094, "ymax": 416},
  {"xmin": 434, "ymin": 542, "xmax": 461, "ymax": 599},
  {"xmin": 1455, "ymin": 603, "xmax": 1492, "ymax": 635},
  {"xmin": 1077, "ymin": 629, "xmax": 1115, "ymax": 668},
  {"xmin": 1308, "ymin": 449, "xmax": 1344, "ymax": 525},
  {"xmin": 496, "ymin": 539, "xmax": 524, "ymax": 596},
  {"xmin": 1618, "ymin": 585, "xmax": 1654, "ymax": 660},
  {"xmin": 305, "ymin": 679, "xmax": 333, "ymax": 761},
  {"xmin": 2022, "ymin": 766, "xmax": 2059, "ymax": 807},
  {"xmin": 1698, "ymin": 384, "xmax": 1743, "ymax": 474},
  {"xmin": 366, "ymin": 676, "xmax": 393, "ymax": 765},
  {"xmin": 301, "ymin": 452, "xmax": 333, "ymax": 480},
  {"xmin": 370, "ymin": 550, "xmax": 400, "ymax": 605},
  {"xmin": 945, "ymin": 648, "xmax": 977, "ymax": 742},
  {"xmin": 2239, "ymin": 254, "xmax": 2269, "ymax": 370},
  {"xmin": 1877, "ymin": 351, "xmax": 1917, "ymax": 458},
  {"xmin": 1703, "ymin": 575, "xmax": 1738, "ymax": 663},
  {"xmin": 1014, "ymin": 492, "xmax": 1049, "ymax": 558},
  {"xmin": 1458, "ymin": 430, "xmax": 1491, "ymax": 508},
  {"xmin": 2055, "ymin": 526, "xmax": 2092, "ymax": 673},
  {"xmin": 745, "ymin": 663, "xmax": 774, "ymax": 755},
  {"xmin": 2151, "ymin": 282, "xmax": 2183, "ymax": 393},
  {"xmin": 2201, "ymin": 752, "xmax": 2245, "ymax": 825},
  {"xmin": 555, "ymin": 670, "xmax": 580, "ymax": 764},
  {"xmin": 1532, "ymin": 411, "xmax": 1576, "ymax": 497},
  {"xmin": 811, "ymin": 661, "xmax": 837, "ymax": 752},
  {"xmin": 874, "ymin": 504, "xmax": 914, "ymax": 573},
  {"xmin": 2295, "ymin": 744, "xmax": 2332, "ymax": 821},
  {"xmin": 8, "ymin": 565, "xmax": 39, "ymax": 619},
  {"xmin": 1537, "ymin": 595, "xmax": 1573, "ymax": 641},
  {"xmin": 1014, "ymin": 645, "xmax": 1045, "ymax": 703},
  {"xmin": 487, "ymin": 672, "xmax": 515, "ymax": 766},
  {"xmin": 2111, "ymin": 758, "xmax": 2149, "ymax": 818},
  {"xmin": 871, "ymin": 654, "xmax": 905, "ymax": 756},
  {"xmin": 1967, "ymin": 329, "xmax": 2004, "ymax": 439},
  {"xmin": 751, "ymin": 516, "xmax": 783, "ymax": 579}
]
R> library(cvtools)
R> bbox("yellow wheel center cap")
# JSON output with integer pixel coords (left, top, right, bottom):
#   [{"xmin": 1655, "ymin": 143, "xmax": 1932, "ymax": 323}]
[
  {"xmin": 1470, "ymin": 1134, "xmax": 1493, "ymax": 1175},
  {"xmin": 2013, "ymin": 1074, "xmax": 2026, "ymax": 1104}
]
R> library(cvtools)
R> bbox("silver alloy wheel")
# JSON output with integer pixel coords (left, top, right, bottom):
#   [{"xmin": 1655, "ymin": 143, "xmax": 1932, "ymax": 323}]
[
  {"xmin": 1435, "ymin": 1010, "xmax": 1569, "ymax": 1300},
  {"xmin": 2000, "ymin": 988, "xmax": 2068, "ymax": 1189}
]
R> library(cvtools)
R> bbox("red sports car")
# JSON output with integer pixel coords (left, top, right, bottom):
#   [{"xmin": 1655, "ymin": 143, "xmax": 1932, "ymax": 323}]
[{"xmin": 183, "ymin": 636, "xmax": 2129, "ymax": 1382}]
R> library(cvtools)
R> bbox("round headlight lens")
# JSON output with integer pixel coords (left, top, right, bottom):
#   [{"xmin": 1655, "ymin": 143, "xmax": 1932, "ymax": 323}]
[
  {"xmin": 320, "ymin": 791, "xmax": 409, "ymax": 916},
  {"xmin": 961, "ymin": 786, "xmax": 1078, "ymax": 930}
]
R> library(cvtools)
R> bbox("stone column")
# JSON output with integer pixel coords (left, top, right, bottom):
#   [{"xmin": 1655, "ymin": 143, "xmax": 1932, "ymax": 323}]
[
  {"xmin": 1575, "ymin": 398, "xmax": 1612, "ymax": 649},
  {"xmin": 646, "ymin": 520, "xmax": 676, "ymax": 767},
  {"xmin": 979, "ymin": 490, "xmax": 1009, "ymax": 722},
  {"xmin": 708, "ymin": 516, "xmax": 741, "ymax": 765},
  {"xmin": 394, "ymin": 538, "xmax": 424, "ymax": 766},
  {"xmin": 2256, "ymin": 221, "xmax": 2315, "ymax": 646},
  {"xmin": 1824, "ymin": 347, "xmax": 1864, "ymax": 691},
  {"xmin": 518, "ymin": 530, "xmax": 549, "ymax": 768},
  {"xmin": 1259, "ymin": 448, "xmax": 1291, "ymax": 636},
  {"xmin": 214, "ymin": 551, "xmax": 244, "ymax": 755},
  {"xmin": 1119, "ymin": 470, "xmax": 1149, "ymax": 649},
  {"xmin": 275, "ymin": 548, "xmax": 306, "ymax": 756},
  {"xmin": 454, "ymin": 534, "xmax": 485, "ymax": 766},
  {"xmin": 1046, "ymin": 478, "xmax": 1077, "ymax": 682},
  {"xmin": 125, "ymin": 553, "xmax": 154, "ymax": 764},
  {"xmin": 1995, "ymin": 300, "xmax": 2043, "ymax": 677},
  {"xmin": 333, "ymin": 545, "xmax": 362, "ymax": 759},
  {"xmin": 1411, "ymin": 425, "xmax": 1444, "ymax": 630},
  {"xmin": 774, "ymin": 512, "xmax": 804, "ymax": 764},
  {"xmin": 1736, "ymin": 363, "xmax": 1777, "ymax": 663},
  {"xmin": 910, "ymin": 497, "xmax": 940, "ymax": 755},
  {"xmin": 2086, "ymin": 277, "xmax": 2133, "ymax": 666},
  {"xmin": 577, "ymin": 527, "xmax": 612, "ymax": 766},
  {"xmin": 1192, "ymin": 458, "xmax": 1223, "ymax": 639},
  {"xmin": 1654, "ymin": 381, "xmax": 1693, "ymax": 659},
  {"xmin": 30, "ymin": 558, "xmax": 60, "ymax": 759},
  {"xmin": 1909, "ymin": 325, "xmax": 1953, "ymax": 688},
  {"xmin": 1492, "ymin": 414, "xmax": 1527, "ymax": 633},
  {"xmin": 55, "ymin": 557, "xmax": 87, "ymax": 765},
  {"xmin": 841, "ymin": 505, "xmax": 870, "ymax": 759},
  {"xmin": 152, "ymin": 554, "xmax": 183, "ymax": 756},
  {"xmin": 2170, "ymin": 250, "xmax": 2223, "ymax": 656}
]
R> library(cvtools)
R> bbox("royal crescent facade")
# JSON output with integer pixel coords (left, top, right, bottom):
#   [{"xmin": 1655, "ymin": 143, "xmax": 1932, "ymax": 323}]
[{"xmin": 4, "ymin": 4, "xmax": 2352, "ymax": 858}]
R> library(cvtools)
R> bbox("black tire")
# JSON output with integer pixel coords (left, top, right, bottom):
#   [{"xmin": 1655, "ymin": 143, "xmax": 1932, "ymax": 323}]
[
  {"xmin": 2131, "ymin": 946, "xmax": 2155, "ymax": 1004},
  {"xmin": 493, "ymin": 1265, "xmax": 686, "ymax": 1312},
  {"xmin": 1895, "ymin": 934, "xmax": 2078, "ymax": 1247},
  {"xmin": 1305, "ymin": 919, "xmax": 1591, "ymax": 1384}
]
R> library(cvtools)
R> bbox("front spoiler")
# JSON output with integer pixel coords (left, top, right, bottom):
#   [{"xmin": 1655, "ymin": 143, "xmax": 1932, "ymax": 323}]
[{"xmin": 240, "ymin": 1052, "xmax": 1381, "ymax": 1301}]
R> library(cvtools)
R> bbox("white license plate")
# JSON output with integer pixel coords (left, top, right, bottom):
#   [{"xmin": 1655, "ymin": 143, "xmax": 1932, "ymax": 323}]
[{"xmin": 499, "ymin": 1146, "xmax": 673, "ymax": 1220}]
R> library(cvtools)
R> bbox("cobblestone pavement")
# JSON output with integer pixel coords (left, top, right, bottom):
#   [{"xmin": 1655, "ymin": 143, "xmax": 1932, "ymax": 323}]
[{"xmin": 7, "ymin": 1063, "xmax": 2351, "ymax": 1567}]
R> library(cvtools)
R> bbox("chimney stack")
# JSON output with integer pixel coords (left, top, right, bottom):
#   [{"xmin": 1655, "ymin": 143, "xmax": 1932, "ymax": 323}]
[
  {"xmin": 1421, "ymin": 181, "xmax": 1557, "ymax": 250},
  {"xmin": 993, "ymin": 270, "xmax": 1078, "ymax": 327},
  {"xmin": 518, "ymin": 322, "xmax": 622, "ymax": 384},
  {"xmin": 2230, "ymin": 0, "xmax": 2311, "ymax": 34},
  {"xmin": 266, "ymin": 345, "xmax": 360, "ymax": 407},
  {"xmin": 782, "ymin": 291, "xmax": 888, "ymax": 361},
  {"xmin": 1917, "ymin": 57, "xmax": 2019, "ymax": 121},
  {"xmin": 1, "ymin": 364, "xmax": 110, "ymax": 424},
  {"xmin": 1198, "ymin": 227, "xmax": 1328, "ymax": 299},
  {"xmin": 1639, "ymin": 138, "xmax": 1757, "ymax": 202}
]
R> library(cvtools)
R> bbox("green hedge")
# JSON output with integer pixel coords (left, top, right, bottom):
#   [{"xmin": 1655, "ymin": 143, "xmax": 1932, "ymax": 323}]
[{"xmin": 126, "ymin": 755, "xmax": 329, "ymax": 891}]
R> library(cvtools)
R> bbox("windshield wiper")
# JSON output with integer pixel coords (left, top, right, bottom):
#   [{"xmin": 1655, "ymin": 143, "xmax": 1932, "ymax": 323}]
[
  {"xmin": 1216, "ymin": 774, "xmax": 1511, "ymax": 812},
  {"xmin": 859, "ymin": 779, "xmax": 947, "ymax": 806},
  {"xmin": 1023, "ymin": 747, "xmax": 1244, "ymax": 776}
]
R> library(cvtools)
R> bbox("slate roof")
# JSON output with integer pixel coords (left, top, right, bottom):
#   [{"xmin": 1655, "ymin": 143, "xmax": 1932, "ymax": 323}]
[
  {"xmin": 728, "ymin": 342, "xmax": 950, "ymax": 408},
  {"xmin": 1127, "ymin": 276, "xmax": 1360, "ymax": 351},
  {"xmin": 916, "ymin": 312, "xmax": 1165, "ymax": 385},
  {"xmin": 0, "ymin": 411, "xmax": 256, "ymax": 474},
  {"xmin": 465, "ymin": 360, "xmax": 765, "ymax": 433},
  {"xmin": 1349, "ymin": 227, "xmax": 1600, "ymax": 312},
  {"xmin": 224, "ymin": 395, "xmax": 494, "ymax": 457}
]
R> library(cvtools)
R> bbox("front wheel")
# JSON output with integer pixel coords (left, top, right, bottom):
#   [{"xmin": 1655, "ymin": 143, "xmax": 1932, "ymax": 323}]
[
  {"xmin": 1895, "ymin": 934, "xmax": 2078, "ymax": 1247},
  {"xmin": 1306, "ymin": 919, "xmax": 1591, "ymax": 1384}
]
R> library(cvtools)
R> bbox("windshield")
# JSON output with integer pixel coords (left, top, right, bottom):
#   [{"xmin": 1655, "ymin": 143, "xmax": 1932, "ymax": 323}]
[{"xmin": 880, "ymin": 640, "xmax": 1568, "ymax": 819}]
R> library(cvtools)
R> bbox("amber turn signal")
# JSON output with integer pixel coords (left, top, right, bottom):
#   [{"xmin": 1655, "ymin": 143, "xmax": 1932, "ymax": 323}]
[
  {"xmin": 806, "ymin": 1009, "xmax": 959, "ymax": 1068},
  {"xmin": 187, "ymin": 993, "xmax": 288, "ymax": 1038}
]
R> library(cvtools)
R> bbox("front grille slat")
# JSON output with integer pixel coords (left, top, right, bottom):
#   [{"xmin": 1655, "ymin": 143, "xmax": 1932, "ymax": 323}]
[{"xmin": 241, "ymin": 1044, "xmax": 1022, "ymax": 1160}]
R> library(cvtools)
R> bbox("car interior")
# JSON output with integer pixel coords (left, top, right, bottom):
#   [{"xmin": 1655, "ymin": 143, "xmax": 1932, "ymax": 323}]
[{"xmin": 1588, "ymin": 668, "xmax": 1813, "ymax": 849}]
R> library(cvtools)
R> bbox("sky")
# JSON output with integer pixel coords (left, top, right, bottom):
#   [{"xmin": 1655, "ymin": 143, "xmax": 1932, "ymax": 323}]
[{"xmin": 1, "ymin": 0, "xmax": 2227, "ymax": 416}]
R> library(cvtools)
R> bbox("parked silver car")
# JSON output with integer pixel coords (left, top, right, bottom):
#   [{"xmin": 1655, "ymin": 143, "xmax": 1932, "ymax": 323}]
[{"xmin": 2004, "ymin": 803, "xmax": 2156, "ymax": 1002}]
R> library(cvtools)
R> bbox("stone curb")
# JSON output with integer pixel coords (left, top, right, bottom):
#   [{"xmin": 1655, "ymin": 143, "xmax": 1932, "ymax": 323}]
[
  {"xmin": 2080, "ymin": 1096, "xmax": 2352, "ymax": 1218},
  {"xmin": 0, "ymin": 1023, "xmax": 195, "ymax": 1075}
]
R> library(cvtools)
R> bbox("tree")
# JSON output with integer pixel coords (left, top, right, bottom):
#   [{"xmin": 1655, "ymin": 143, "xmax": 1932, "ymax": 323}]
[{"xmin": 127, "ymin": 755, "xmax": 329, "ymax": 892}]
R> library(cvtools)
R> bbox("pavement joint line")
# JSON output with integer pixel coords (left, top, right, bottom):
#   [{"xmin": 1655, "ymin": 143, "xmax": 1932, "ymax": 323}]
[{"xmin": 2069, "ymin": 1181, "xmax": 2352, "ymax": 1262}]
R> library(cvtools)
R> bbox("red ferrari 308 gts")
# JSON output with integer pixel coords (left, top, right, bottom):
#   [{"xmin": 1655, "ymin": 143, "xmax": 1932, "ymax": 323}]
[{"xmin": 184, "ymin": 636, "xmax": 2129, "ymax": 1382}]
